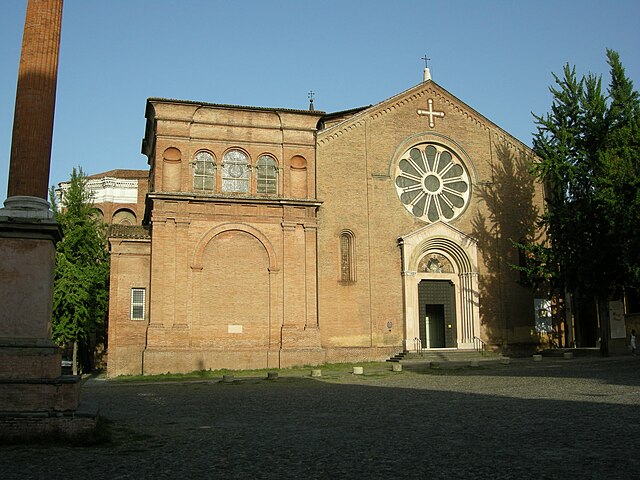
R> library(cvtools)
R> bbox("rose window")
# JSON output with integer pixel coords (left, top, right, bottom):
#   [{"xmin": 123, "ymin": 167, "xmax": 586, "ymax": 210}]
[{"xmin": 394, "ymin": 143, "xmax": 470, "ymax": 223}]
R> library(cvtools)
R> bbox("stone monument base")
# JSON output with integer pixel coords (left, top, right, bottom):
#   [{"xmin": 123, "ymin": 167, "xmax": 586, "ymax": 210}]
[
  {"xmin": 0, "ymin": 410, "xmax": 98, "ymax": 444},
  {"xmin": 0, "ymin": 197, "xmax": 96, "ymax": 443}
]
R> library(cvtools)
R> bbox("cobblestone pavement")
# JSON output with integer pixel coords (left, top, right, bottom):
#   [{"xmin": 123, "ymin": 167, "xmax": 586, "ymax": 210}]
[{"xmin": 2, "ymin": 356, "xmax": 639, "ymax": 479}]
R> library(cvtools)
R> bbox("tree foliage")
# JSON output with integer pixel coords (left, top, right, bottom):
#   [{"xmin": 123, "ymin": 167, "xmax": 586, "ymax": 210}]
[
  {"xmin": 524, "ymin": 50, "xmax": 640, "ymax": 351},
  {"xmin": 50, "ymin": 167, "xmax": 110, "ymax": 372}
]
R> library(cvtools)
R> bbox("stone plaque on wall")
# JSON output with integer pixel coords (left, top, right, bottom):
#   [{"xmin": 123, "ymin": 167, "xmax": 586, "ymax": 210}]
[
  {"xmin": 534, "ymin": 299, "xmax": 552, "ymax": 333},
  {"xmin": 609, "ymin": 300, "xmax": 626, "ymax": 339}
]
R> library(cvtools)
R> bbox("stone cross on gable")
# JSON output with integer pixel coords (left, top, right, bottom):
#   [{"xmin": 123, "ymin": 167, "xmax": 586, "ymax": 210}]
[{"xmin": 417, "ymin": 98, "xmax": 445, "ymax": 128}]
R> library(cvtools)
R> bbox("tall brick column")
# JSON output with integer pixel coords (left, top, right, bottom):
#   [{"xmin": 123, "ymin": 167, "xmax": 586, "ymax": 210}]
[
  {"xmin": 7, "ymin": 0, "xmax": 63, "ymax": 201},
  {"xmin": 0, "ymin": 0, "xmax": 94, "ymax": 442}
]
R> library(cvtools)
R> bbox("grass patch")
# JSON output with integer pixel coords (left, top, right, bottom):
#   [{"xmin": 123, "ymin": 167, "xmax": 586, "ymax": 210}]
[
  {"xmin": 109, "ymin": 361, "xmax": 396, "ymax": 383},
  {"xmin": 405, "ymin": 365, "xmax": 490, "ymax": 376}
]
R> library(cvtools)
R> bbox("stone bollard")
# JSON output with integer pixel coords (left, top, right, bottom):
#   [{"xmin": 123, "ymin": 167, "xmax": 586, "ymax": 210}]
[
  {"xmin": 267, "ymin": 372, "xmax": 278, "ymax": 380},
  {"xmin": 311, "ymin": 369, "xmax": 322, "ymax": 377},
  {"xmin": 500, "ymin": 358, "xmax": 511, "ymax": 365},
  {"xmin": 470, "ymin": 360, "xmax": 479, "ymax": 368},
  {"xmin": 352, "ymin": 366, "xmax": 364, "ymax": 375},
  {"xmin": 392, "ymin": 363, "xmax": 402, "ymax": 372},
  {"xmin": 532, "ymin": 354, "xmax": 543, "ymax": 362},
  {"xmin": 222, "ymin": 374, "xmax": 234, "ymax": 383},
  {"xmin": 563, "ymin": 352, "xmax": 573, "ymax": 360}
]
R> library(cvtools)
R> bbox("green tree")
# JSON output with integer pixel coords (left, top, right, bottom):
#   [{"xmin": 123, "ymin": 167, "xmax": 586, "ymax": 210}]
[
  {"xmin": 526, "ymin": 50, "xmax": 640, "ymax": 354},
  {"xmin": 50, "ymin": 167, "xmax": 110, "ymax": 374},
  {"xmin": 599, "ymin": 50, "xmax": 640, "ymax": 288}
]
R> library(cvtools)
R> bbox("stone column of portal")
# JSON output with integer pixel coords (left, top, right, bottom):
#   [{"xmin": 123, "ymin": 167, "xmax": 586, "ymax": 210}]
[{"xmin": 0, "ymin": 0, "xmax": 91, "ymax": 442}]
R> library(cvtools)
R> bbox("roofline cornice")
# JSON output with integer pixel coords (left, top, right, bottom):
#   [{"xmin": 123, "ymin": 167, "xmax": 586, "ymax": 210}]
[
  {"xmin": 147, "ymin": 97, "xmax": 325, "ymax": 117},
  {"xmin": 317, "ymin": 80, "xmax": 535, "ymax": 154},
  {"xmin": 147, "ymin": 192, "xmax": 323, "ymax": 208}
]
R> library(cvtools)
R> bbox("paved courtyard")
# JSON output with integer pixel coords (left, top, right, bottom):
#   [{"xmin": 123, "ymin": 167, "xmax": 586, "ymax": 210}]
[{"xmin": 2, "ymin": 355, "xmax": 639, "ymax": 479}]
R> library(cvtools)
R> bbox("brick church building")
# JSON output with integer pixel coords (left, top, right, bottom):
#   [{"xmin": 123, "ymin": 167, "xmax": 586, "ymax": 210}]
[{"xmin": 95, "ymin": 71, "xmax": 545, "ymax": 376}]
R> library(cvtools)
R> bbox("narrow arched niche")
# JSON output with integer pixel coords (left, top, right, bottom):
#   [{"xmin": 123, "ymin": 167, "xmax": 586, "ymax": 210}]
[
  {"xmin": 162, "ymin": 147, "xmax": 182, "ymax": 191},
  {"xmin": 289, "ymin": 155, "xmax": 307, "ymax": 198}
]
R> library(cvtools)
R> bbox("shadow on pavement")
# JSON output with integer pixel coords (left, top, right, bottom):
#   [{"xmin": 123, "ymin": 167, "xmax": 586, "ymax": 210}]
[{"xmin": 1, "ymin": 358, "xmax": 639, "ymax": 479}]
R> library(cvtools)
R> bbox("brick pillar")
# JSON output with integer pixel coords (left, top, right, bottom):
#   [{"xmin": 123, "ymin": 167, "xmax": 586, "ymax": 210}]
[
  {"xmin": 7, "ymin": 0, "xmax": 63, "ymax": 200},
  {"xmin": 303, "ymin": 223, "xmax": 319, "ymax": 329},
  {"xmin": 279, "ymin": 216, "xmax": 323, "ymax": 367}
]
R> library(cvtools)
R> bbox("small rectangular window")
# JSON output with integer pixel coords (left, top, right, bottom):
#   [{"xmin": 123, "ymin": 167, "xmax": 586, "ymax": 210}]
[{"xmin": 131, "ymin": 288, "xmax": 146, "ymax": 320}]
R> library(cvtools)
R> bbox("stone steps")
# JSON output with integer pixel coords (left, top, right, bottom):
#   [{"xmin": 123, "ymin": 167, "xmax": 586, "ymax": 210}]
[
  {"xmin": 540, "ymin": 347, "xmax": 601, "ymax": 357},
  {"xmin": 387, "ymin": 349, "xmax": 508, "ymax": 369}
]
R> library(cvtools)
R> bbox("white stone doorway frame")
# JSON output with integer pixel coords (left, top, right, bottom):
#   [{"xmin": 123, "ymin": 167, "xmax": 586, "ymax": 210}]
[{"xmin": 399, "ymin": 222, "xmax": 480, "ymax": 351}]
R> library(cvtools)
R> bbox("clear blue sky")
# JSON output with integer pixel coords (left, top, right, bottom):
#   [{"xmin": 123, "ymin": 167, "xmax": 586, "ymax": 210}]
[{"xmin": 1, "ymin": 0, "xmax": 639, "ymax": 204}]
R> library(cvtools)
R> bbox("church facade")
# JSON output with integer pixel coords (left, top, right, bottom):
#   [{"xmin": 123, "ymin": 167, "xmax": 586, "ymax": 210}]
[{"xmin": 105, "ymin": 75, "xmax": 545, "ymax": 377}]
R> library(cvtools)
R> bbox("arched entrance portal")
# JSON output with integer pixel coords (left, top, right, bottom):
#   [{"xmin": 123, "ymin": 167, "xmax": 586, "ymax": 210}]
[
  {"xmin": 399, "ymin": 222, "xmax": 479, "ymax": 351},
  {"xmin": 418, "ymin": 279, "xmax": 457, "ymax": 348}
]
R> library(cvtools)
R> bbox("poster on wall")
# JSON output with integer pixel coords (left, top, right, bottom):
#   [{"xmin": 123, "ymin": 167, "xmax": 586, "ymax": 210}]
[
  {"xmin": 534, "ymin": 299, "xmax": 552, "ymax": 333},
  {"xmin": 609, "ymin": 300, "xmax": 627, "ymax": 339}
]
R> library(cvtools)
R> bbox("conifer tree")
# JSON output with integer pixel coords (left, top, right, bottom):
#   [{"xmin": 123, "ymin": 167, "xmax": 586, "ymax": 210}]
[
  {"xmin": 50, "ymin": 167, "xmax": 110, "ymax": 374},
  {"xmin": 599, "ymin": 50, "xmax": 640, "ymax": 288},
  {"xmin": 526, "ymin": 50, "xmax": 640, "ymax": 354}
]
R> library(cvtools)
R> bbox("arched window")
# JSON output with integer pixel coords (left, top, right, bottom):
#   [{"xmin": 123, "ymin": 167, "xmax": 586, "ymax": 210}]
[
  {"xmin": 112, "ymin": 209, "xmax": 137, "ymax": 226},
  {"xmin": 256, "ymin": 155, "xmax": 277, "ymax": 194},
  {"xmin": 92, "ymin": 208, "xmax": 105, "ymax": 223},
  {"xmin": 222, "ymin": 149, "xmax": 249, "ymax": 193},
  {"xmin": 193, "ymin": 151, "xmax": 215, "ymax": 191},
  {"xmin": 339, "ymin": 230, "xmax": 356, "ymax": 283}
]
